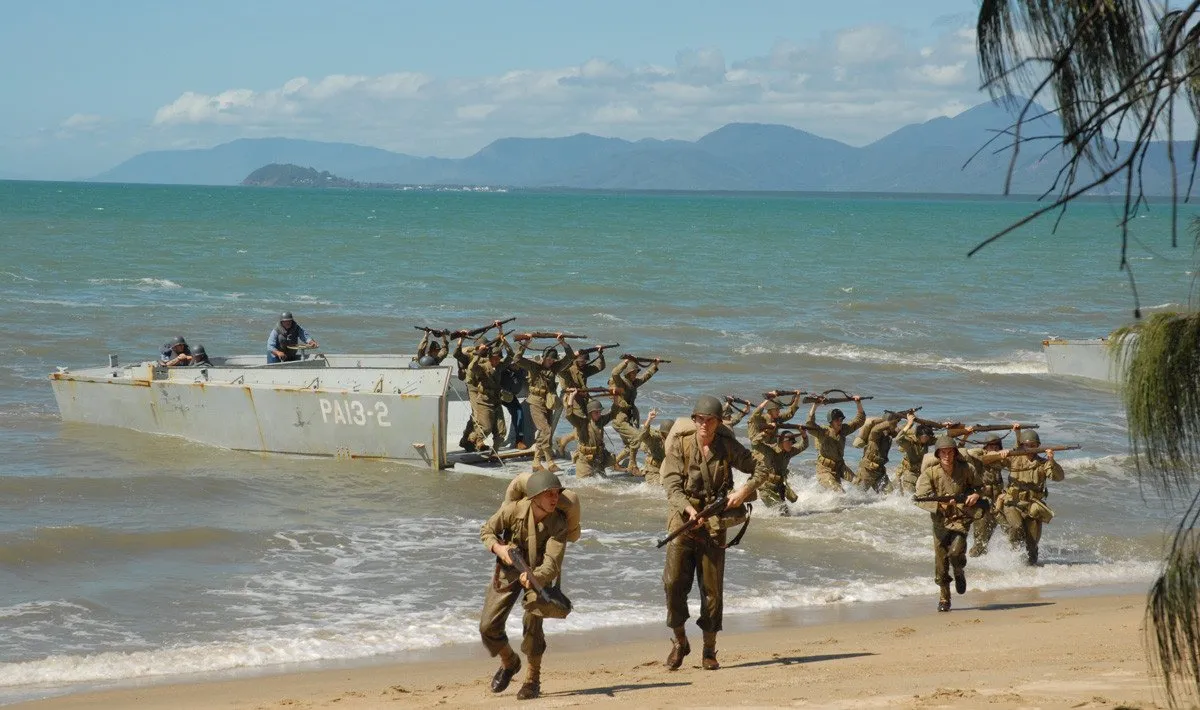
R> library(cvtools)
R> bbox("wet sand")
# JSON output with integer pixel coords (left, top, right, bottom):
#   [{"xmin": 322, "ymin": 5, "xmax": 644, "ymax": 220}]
[{"xmin": 12, "ymin": 589, "xmax": 1165, "ymax": 709}]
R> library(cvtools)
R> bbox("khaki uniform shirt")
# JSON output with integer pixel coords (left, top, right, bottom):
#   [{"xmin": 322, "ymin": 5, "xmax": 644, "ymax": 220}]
[
  {"xmin": 480, "ymin": 499, "xmax": 568, "ymax": 588},
  {"xmin": 513, "ymin": 343, "xmax": 571, "ymax": 398},
  {"xmin": 860, "ymin": 424, "xmax": 895, "ymax": 469},
  {"xmin": 610, "ymin": 359, "xmax": 658, "ymax": 414},
  {"xmin": 805, "ymin": 409, "xmax": 866, "ymax": 465},
  {"xmin": 914, "ymin": 451, "xmax": 985, "ymax": 534},
  {"xmin": 662, "ymin": 426, "xmax": 762, "ymax": 516},
  {"xmin": 1005, "ymin": 454, "xmax": 1064, "ymax": 497},
  {"xmin": 895, "ymin": 429, "xmax": 928, "ymax": 474},
  {"xmin": 565, "ymin": 403, "xmax": 618, "ymax": 453},
  {"xmin": 557, "ymin": 343, "xmax": 605, "ymax": 392},
  {"xmin": 466, "ymin": 348, "xmax": 513, "ymax": 407}
]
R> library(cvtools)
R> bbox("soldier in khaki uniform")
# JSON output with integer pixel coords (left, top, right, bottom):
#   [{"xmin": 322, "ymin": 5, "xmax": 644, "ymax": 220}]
[
  {"xmin": 453, "ymin": 336, "xmax": 488, "ymax": 450},
  {"xmin": 967, "ymin": 433, "xmax": 1008, "ymax": 557},
  {"xmin": 415, "ymin": 330, "xmax": 449, "ymax": 365},
  {"xmin": 722, "ymin": 396, "xmax": 752, "ymax": 427},
  {"xmin": 635, "ymin": 409, "xmax": 671, "ymax": 485},
  {"xmin": 609, "ymin": 356, "xmax": 661, "ymax": 475},
  {"xmin": 995, "ymin": 428, "xmax": 1064, "ymax": 565},
  {"xmin": 893, "ymin": 414, "xmax": 936, "ymax": 495},
  {"xmin": 563, "ymin": 388, "xmax": 619, "ymax": 478},
  {"xmin": 854, "ymin": 416, "xmax": 900, "ymax": 493},
  {"xmin": 466, "ymin": 334, "xmax": 513, "ymax": 451},
  {"xmin": 553, "ymin": 343, "xmax": 607, "ymax": 456},
  {"xmin": 512, "ymin": 335, "xmax": 572, "ymax": 472},
  {"xmin": 805, "ymin": 397, "xmax": 866, "ymax": 491},
  {"xmin": 758, "ymin": 430, "xmax": 808, "ymax": 508},
  {"xmin": 479, "ymin": 470, "xmax": 571, "ymax": 700},
  {"xmin": 914, "ymin": 435, "xmax": 986, "ymax": 612},
  {"xmin": 746, "ymin": 394, "xmax": 803, "ymax": 507},
  {"xmin": 662, "ymin": 395, "xmax": 764, "ymax": 671}
]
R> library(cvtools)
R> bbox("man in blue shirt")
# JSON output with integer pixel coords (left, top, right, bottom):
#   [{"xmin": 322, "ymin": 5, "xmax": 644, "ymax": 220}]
[{"xmin": 267, "ymin": 311, "xmax": 318, "ymax": 363}]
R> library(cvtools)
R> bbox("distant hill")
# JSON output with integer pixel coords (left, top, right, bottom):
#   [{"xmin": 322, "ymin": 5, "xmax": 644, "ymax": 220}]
[
  {"xmin": 243, "ymin": 164, "xmax": 362, "ymax": 188},
  {"xmin": 90, "ymin": 99, "xmax": 1188, "ymax": 195}
]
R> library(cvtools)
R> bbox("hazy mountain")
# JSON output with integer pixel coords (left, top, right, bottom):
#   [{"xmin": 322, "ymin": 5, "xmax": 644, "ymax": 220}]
[{"xmin": 89, "ymin": 99, "xmax": 1191, "ymax": 195}]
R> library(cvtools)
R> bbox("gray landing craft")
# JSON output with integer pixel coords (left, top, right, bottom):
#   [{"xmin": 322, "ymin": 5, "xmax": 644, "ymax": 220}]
[{"xmin": 48, "ymin": 352, "xmax": 514, "ymax": 469}]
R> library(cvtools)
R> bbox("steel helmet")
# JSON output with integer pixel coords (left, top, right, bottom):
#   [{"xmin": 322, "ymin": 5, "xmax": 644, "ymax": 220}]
[
  {"xmin": 526, "ymin": 469, "xmax": 564, "ymax": 499},
  {"xmin": 1018, "ymin": 429, "xmax": 1041, "ymax": 447},
  {"xmin": 764, "ymin": 399, "xmax": 781, "ymax": 412},
  {"xmin": 418, "ymin": 355, "xmax": 436, "ymax": 367},
  {"xmin": 542, "ymin": 346, "xmax": 559, "ymax": 360},
  {"xmin": 933, "ymin": 434, "xmax": 958, "ymax": 452},
  {"xmin": 586, "ymin": 398, "xmax": 604, "ymax": 414},
  {"xmin": 692, "ymin": 394, "xmax": 723, "ymax": 418},
  {"xmin": 280, "ymin": 311, "xmax": 294, "ymax": 321},
  {"xmin": 916, "ymin": 424, "xmax": 935, "ymax": 439},
  {"xmin": 171, "ymin": 335, "xmax": 187, "ymax": 346},
  {"xmin": 828, "ymin": 408, "xmax": 845, "ymax": 423},
  {"xmin": 191, "ymin": 345, "xmax": 207, "ymax": 357},
  {"xmin": 982, "ymin": 434, "xmax": 1003, "ymax": 449}
]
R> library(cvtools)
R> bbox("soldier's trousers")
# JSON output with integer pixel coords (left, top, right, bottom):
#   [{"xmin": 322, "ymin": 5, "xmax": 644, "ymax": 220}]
[
  {"xmin": 816, "ymin": 460, "xmax": 853, "ymax": 491},
  {"xmin": 574, "ymin": 449, "xmax": 616, "ymax": 478},
  {"xmin": 932, "ymin": 519, "xmax": 968, "ymax": 592},
  {"xmin": 895, "ymin": 468, "xmax": 919, "ymax": 495},
  {"xmin": 663, "ymin": 533, "xmax": 725, "ymax": 632},
  {"xmin": 1000, "ymin": 506, "xmax": 1043, "ymax": 563},
  {"xmin": 855, "ymin": 462, "xmax": 888, "ymax": 492},
  {"xmin": 642, "ymin": 459, "xmax": 662, "ymax": 485},
  {"xmin": 528, "ymin": 397, "xmax": 555, "ymax": 461},
  {"xmin": 469, "ymin": 400, "xmax": 499, "ymax": 448},
  {"xmin": 970, "ymin": 508, "xmax": 998, "ymax": 557},
  {"xmin": 611, "ymin": 411, "xmax": 641, "ymax": 462},
  {"xmin": 479, "ymin": 578, "xmax": 545, "ymax": 658}
]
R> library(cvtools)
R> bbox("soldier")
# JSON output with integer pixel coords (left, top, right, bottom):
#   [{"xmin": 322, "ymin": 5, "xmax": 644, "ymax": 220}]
[
  {"xmin": 914, "ymin": 434, "xmax": 986, "ymax": 612},
  {"xmin": 466, "ymin": 333, "xmax": 513, "ymax": 452},
  {"xmin": 805, "ymin": 396, "xmax": 866, "ymax": 491},
  {"xmin": 995, "ymin": 428, "xmax": 1064, "ymax": 565},
  {"xmin": 662, "ymin": 395, "xmax": 764, "ymax": 671},
  {"xmin": 893, "ymin": 414, "xmax": 936, "ymax": 495},
  {"xmin": 968, "ymin": 432, "xmax": 1008, "ymax": 557},
  {"xmin": 513, "ymin": 335, "xmax": 572, "ymax": 472},
  {"xmin": 454, "ymin": 335, "xmax": 495, "ymax": 451},
  {"xmin": 722, "ymin": 396, "xmax": 752, "ymax": 427},
  {"xmin": 758, "ymin": 429, "xmax": 809, "ymax": 509},
  {"xmin": 267, "ymin": 311, "xmax": 317, "ymax": 363},
  {"xmin": 159, "ymin": 335, "xmax": 192, "ymax": 367},
  {"xmin": 479, "ymin": 470, "xmax": 571, "ymax": 701},
  {"xmin": 553, "ymin": 343, "xmax": 607, "ymax": 456},
  {"xmin": 636, "ymin": 409, "xmax": 672, "ymax": 485},
  {"xmin": 415, "ymin": 330, "xmax": 449, "ymax": 365},
  {"xmin": 189, "ymin": 344, "xmax": 213, "ymax": 367},
  {"xmin": 562, "ymin": 388, "xmax": 620, "ymax": 478},
  {"xmin": 610, "ymin": 355, "xmax": 662, "ymax": 475},
  {"xmin": 746, "ymin": 394, "xmax": 802, "ymax": 505},
  {"xmin": 854, "ymin": 415, "xmax": 900, "ymax": 493}
]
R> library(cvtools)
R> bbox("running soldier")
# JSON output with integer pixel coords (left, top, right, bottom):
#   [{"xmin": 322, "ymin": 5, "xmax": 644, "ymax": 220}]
[
  {"xmin": 914, "ymin": 435, "xmax": 986, "ymax": 612},
  {"xmin": 893, "ymin": 413, "xmax": 936, "ymax": 495},
  {"xmin": 995, "ymin": 428, "xmax": 1064, "ymax": 565},
  {"xmin": 513, "ymin": 335, "xmax": 572, "ymax": 472},
  {"xmin": 805, "ymin": 396, "xmax": 866, "ymax": 491},
  {"xmin": 968, "ymin": 432, "xmax": 1008, "ymax": 557},
  {"xmin": 553, "ymin": 343, "xmax": 607, "ymax": 456},
  {"xmin": 609, "ymin": 355, "xmax": 661, "ymax": 475},
  {"xmin": 479, "ymin": 470, "xmax": 571, "ymax": 700},
  {"xmin": 759, "ymin": 429, "xmax": 808, "ymax": 509},
  {"xmin": 746, "ymin": 394, "xmax": 802, "ymax": 506},
  {"xmin": 465, "ymin": 333, "xmax": 513, "ymax": 452},
  {"xmin": 661, "ymin": 395, "xmax": 764, "ymax": 671},
  {"xmin": 562, "ymin": 388, "xmax": 620, "ymax": 478},
  {"xmin": 854, "ymin": 415, "xmax": 900, "ymax": 493},
  {"xmin": 636, "ymin": 409, "xmax": 671, "ymax": 485}
]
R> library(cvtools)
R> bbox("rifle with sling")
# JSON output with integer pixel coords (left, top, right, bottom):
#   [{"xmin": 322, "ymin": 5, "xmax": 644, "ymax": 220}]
[
  {"xmin": 882, "ymin": 406, "xmax": 924, "ymax": 421},
  {"xmin": 656, "ymin": 496, "xmax": 730, "ymax": 548},
  {"xmin": 578, "ymin": 343, "xmax": 618, "ymax": 356},
  {"xmin": 506, "ymin": 546, "xmax": 573, "ymax": 618},
  {"xmin": 453, "ymin": 317, "xmax": 516, "ymax": 339},
  {"xmin": 1006, "ymin": 444, "xmax": 1080, "ymax": 456},
  {"xmin": 762, "ymin": 389, "xmax": 807, "ymax": 401},
  {"xmin": 724, "ymin": 395, "xmax": 754, "ymax": 408},
  {"xmin": 621, "ymin": 353, "xmax": 671, "ymax": 364},
  {"xmin": 912, "ymin": 493, "xmax": 992, "ymax": 512},
  {"xmin": 514, "ymin": 332, "xmax": 588, "ymax": 341},
  {"xmin": 802, "ymin": 388, "xmax": 874, "ymax": 404},
  {"xmin": 944, "ymin": 423, "xmax": 1039, "ymax": 437},
  {"xmin": 414, "ymin": 325, "xmax": 452, "ymax": 338}
]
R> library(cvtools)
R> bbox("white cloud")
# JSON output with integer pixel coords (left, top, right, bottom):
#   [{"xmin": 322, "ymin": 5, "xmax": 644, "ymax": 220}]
[
  {"xmin": 60, "ymin": 113, "xmax": 104, "ymax": 130},
  {"xmin": 133, "ymin": 19, "xmax": 985, "ymax": 157}
]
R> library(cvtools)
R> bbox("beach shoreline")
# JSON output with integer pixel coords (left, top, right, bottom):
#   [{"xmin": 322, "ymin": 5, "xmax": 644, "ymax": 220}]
[{"xmin": 9, "ymin": 585, "xmax": 1163, "ymax": 709}]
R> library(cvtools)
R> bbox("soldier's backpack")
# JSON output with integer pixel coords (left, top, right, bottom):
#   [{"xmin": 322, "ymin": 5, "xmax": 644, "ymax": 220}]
[
  {"xmin": 504, "ymin": 471, "xmax": 581, "ymax": 543},
  {"xmin": 853, "ymin": 416, "xmax": 885, "ymax": 448}
]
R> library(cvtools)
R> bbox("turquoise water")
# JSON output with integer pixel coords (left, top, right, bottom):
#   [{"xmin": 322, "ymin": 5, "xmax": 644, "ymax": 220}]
[{"xmin": 0, "ymin": 181, "xmax": 1193, "ymax": 702}]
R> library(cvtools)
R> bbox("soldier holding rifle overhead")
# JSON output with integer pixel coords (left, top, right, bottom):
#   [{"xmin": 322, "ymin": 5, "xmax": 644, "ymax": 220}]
[
  {"xmin": 893, "ymin": 413, "xmax": 939, "ymax": 495},
  {"xmin": 661, "ymin": 395, "xmax": 763, "ymax": 672},
  {"xmin": 805, "ymin": 391, "xmax": 866, "ymax": 491},
  {"xmin": 554, "ymin": 341, "xmax": 612, "ymax": 456},
  {"xmin": 722, "ymin": 395, "xmax": 753, "ymax": 427},
  {"xmin": 465, "ymin": 323, "xmax": 514, "ymax": 453},
  {"xmin": 413, "ymin": 327, "xmax": 449, "ymax": 365},
  {"xmin": 635, "ymin": 409, "xmax": 672, "ymax": 485},
  {"xmin": 966, "ymin": 431, "xmax": 1009, "ymax": 557},
  {"xmin": 990, "ymin": 426, "xmax": 1068, "ymax": 565},
  {"xmin": 914, "ymin": 435, "xmax": 987, "ymax": 612},
  {"xmin": 747, "ymin": 391, "xmax": 803, "ymax": 507},
  {"xmin": 609, "ymin": 354, "xmax": 664, "ymax": 475},
  {"xmin": 562, "ymin": 387, "xmax": 620, "ymax": 479},
  {"xmin": 512, "ymin": 333, "xmax": 573, "ymax": 472}
]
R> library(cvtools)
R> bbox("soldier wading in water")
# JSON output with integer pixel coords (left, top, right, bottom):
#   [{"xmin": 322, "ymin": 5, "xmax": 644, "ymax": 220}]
[
  {"xmin": 914, "ymin": 434, "xmax": 986, "ymax": 612},
  {"xmin": 661, "ymin": 395, "xmax": 763, "ymax": 670}
]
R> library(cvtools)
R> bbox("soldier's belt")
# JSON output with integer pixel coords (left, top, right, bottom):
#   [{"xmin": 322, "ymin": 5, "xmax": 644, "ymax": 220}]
[{"xmin": 817, "ymin": 455, "xmax": 843, "ymax": 468}]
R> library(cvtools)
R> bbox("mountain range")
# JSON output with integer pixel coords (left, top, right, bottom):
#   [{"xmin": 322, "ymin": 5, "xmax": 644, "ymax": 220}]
[{"xmin": 89, "ymin": 99, "xmax": 1182, "ymax": 195}]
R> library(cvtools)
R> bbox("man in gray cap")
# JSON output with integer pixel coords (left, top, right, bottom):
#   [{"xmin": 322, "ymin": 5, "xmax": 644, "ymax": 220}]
[
  {"xmin": 661, "ymin": 394, "xmax": 764, "ymax": 671},
  {"xmin": 914, "ymin": 434, "xmax": 986, "ymax": 612},
  {"xmin": 480, "ymin": 469, "xmax": 571, "ymax": 701}
]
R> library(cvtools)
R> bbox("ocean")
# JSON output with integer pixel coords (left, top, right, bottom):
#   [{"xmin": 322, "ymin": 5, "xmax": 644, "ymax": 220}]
[{"xmin": 0, "ymin": 181, "xmax": 1191, "ymax": 703}]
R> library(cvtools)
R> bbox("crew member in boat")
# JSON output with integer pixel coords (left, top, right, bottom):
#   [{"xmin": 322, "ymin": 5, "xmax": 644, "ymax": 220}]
[
  {"xmin": 159, "ymin": 335, "xmax": 193, "ymax": 367},
  {"xmin": 416, "ymin": 330, "xmax": 449, "ymax": 365},
  {"xmin": 267, "ymin": 311, "xmax": 318, "ymax": 363},
  {"xmin": 189, "ymin": 344, "xmax": 213, "ymax": 367}
]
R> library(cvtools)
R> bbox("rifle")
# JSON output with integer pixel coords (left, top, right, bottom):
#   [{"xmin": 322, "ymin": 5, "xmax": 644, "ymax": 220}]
[
  {"xmin": 577, "ymin": 343, "xmax": 619, "ymax": 356},
  {"xmin": 882, "ymin": 406, "xmax": 924, "ymax": 421},
  {"xmin": 912, "ymin": 493, "xmax": 992, "ymax": 512},
  {"xmin": 622, "ymin": 353, "xmax": 671, "ymax": 365},
  {"xmin": 724, "ymin": 395, "xmax": 754, "ymax": 408},
  {"xmin": 802, "ymin": 388, "xmax": 873, "ymax": 404},
  {"xmin": 414, "ymin": 325, "xmax": 452, "ymax": 338},
  {"xmin": 762, "ymin": 389, "xmax": 806, "ymax": 400},
  {"xmin": 515, "ymin": 331, "xmax": 587, "ymax": 341},
  {"xmin": 455, "ymin": 317, "xmax": 516, "ymax": 339},
  {"xmin": 656, "ymin": 496, "xmax": 729, "ymax": 548},
  {"xmin": 1006, "ymin": 444, "xmax": 1080, "ymax": 456},
  {"xmin": 507, "ymin": 546, "xmax": 573, "ymax": 617},
  {"xmin": 944, "ymin": 423, "xmax": 1039, "ymax": 437}
]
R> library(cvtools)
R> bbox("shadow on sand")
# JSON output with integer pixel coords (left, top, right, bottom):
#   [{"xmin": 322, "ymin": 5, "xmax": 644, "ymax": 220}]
[
  {"xmin": 546, "ymin": 681, "xmax": 691, "ymax": 698},
  {"xmin": 725, "ymin": 651, "xmax": 875, "ymax": 670},
  {"xmin": 958, "ymin": 601, "xmax": 1056, "ymax": 612}
]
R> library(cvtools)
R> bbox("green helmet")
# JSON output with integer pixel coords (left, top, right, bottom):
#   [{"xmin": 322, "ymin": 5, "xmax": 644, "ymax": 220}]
[
  {"xmin": 982, "ymin": 434, "xmax": 1003, "ymax": 449},
  {"xmin": 933, "ymin": 434, "xmax": 958, "ymax": 452},
  {"xmin": 764, "ymin": 399, "xmax": 781, "ymax": 412},
  {"xmin": 692, "ymin": 394, "xmax": 722, "ymax": 418},
  {"xmin": 542, "ymin": 347, "xmax": 559, "ymax": 360},
  {"xmin": 1018, "ymin": 429, "xmax": 1041, "ymax": 447},
  {"xmin": 828, "ymin": 407, "xmax": 845, "ymax": 423},
  {"xmin": 586, "ymin": 398, "xmax": 604, "ymax": 414},
  {"xmin": 280, "ymin": 311, "xmax": 294, "ymax": 321},
  {"xmin": 525, "ymin": 470, "xmax": 563, "ymax": 499}
]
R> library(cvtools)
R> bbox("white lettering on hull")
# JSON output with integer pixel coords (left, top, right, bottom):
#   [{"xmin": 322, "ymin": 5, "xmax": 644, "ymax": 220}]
[{"xmin": 317, "ymin": 398, "xmax": 392, "ymax": 427}]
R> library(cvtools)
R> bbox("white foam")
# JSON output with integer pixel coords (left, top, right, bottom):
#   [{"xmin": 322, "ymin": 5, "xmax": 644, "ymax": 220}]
[
  {"xmin": 735, "ymin": 341, "xmax": 1048, "ymax": 375},
  {"xmin": 87, "ymin": 278, "xmax": 181, "ymax": 289},
  {"xmin": 591, "ymin": 312, "xmax": 626, "ymax": 322}
]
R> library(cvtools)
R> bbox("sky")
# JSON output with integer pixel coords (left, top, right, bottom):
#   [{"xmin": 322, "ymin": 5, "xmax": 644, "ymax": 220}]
[{"xmin": 0, "ymin": 0, "xmax": 989, "ymax": 180}]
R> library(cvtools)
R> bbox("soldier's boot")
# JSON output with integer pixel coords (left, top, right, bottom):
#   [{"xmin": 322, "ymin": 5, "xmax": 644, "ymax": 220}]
[
  {"xmin": 665, "ymin": 626, "xmax": 690, "ymax": 670},
  {"xmin": 530, "ymin": 449, "xmax": 545, "ymax": 473},
  {"xmin": 1026, "ymin": 546, "xmax": 1038, "ymax": 566},
  {"xmin": 554, "ymin": 434, "xmax": 573, "ymax": 457},
  {"xmin": 953, "ymin": 568, "xmax": 967, "ymax": 595},
  {"xmin": 546, "ymin": 461, "xmax": 561, "ymax": 473},
  {"xmin": 937, "ymin": 584, "xmax": 951, "ymax": 612},
  {"xmin": 490, "ymin": 647, "xmax": 522, "ymax": 693},
  {"xmin": 516, "ymin": 656, "xmax": 541, "ymax": 700},
  {"xmin": 701, "ymin": 631, "xmax": 720, "ymax": 670},
  {"xmin": 614, "ymin": 449, "xmax": 629, "ymax": 471}
]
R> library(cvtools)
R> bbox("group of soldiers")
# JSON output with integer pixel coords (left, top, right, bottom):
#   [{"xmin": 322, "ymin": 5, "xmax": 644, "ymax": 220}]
[{"xmin": 450, "ymin": 323, "xmax": 1073, "ymax": 699}]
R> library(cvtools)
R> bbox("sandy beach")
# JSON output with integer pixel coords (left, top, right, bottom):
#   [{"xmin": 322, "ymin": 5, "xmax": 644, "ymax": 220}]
[{"xmin": 12, "ymin": 590, "xmax": 1163, "ymax": 710}]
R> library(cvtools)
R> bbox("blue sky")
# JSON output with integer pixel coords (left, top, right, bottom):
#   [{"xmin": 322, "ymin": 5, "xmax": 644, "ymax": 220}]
[{"xmin": 1, "ymin": 1, "xmax": 985, "ymax": 180}]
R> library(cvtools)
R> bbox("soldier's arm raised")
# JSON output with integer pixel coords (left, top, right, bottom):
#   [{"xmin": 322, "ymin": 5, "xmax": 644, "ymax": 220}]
[{"xmin": 805, "ymin": 401, "xmax": 819, "ymax": 427}]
